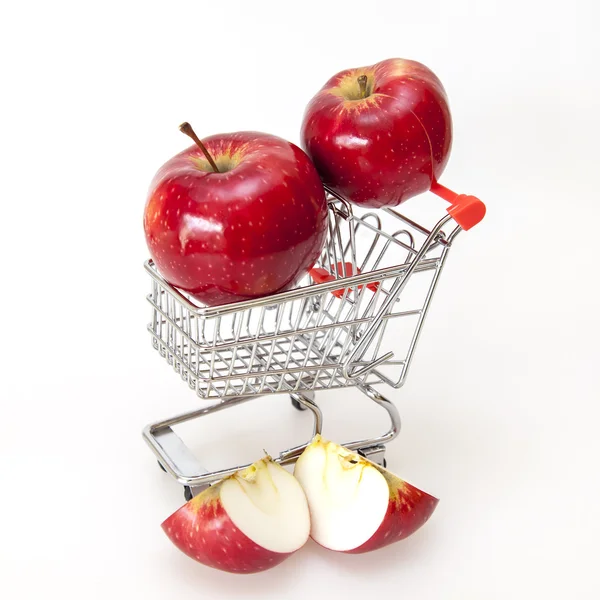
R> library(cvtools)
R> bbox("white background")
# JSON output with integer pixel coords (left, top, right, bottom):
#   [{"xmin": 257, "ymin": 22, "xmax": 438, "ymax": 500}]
[{"xmin": 1, "ymin": 1, "xmax": 599, "ymax": 598}]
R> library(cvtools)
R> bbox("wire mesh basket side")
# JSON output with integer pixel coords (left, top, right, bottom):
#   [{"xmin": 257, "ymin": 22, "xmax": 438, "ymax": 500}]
[{"xmin": 146, "ymin": 199, "xmax": 456, "ymax": 399}]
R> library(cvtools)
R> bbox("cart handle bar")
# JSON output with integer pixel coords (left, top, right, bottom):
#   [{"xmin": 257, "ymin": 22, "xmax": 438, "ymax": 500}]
[
  {"xmin": 430, "ymin": 181, "xmax": 486, "ymax": 231},
  {"xmin": 317, "ymin": 183, "xmax": 485, "ymax": 298},
  {"xmin": 342, "ymin": 183, "xmax": 486, "ymax": 380}
]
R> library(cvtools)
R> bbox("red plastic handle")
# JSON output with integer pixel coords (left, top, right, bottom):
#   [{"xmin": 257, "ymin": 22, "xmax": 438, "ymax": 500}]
[
  {"xmin": 309, "ymin": 262, "xmax": 379, "ymax": 298},
  {"xmin": 430, "ymin": 182, "xmax": 486, "ymax": 230}
]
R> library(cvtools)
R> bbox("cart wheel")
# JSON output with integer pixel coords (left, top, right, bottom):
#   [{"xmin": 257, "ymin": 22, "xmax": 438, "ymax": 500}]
[
  {"xmin": 157, "ymin": 460, "xmax": 167, "ymax": 473},
  {"xmin": 184, "ymin": 486, "xmax": 193, "ymax": 502},
  {"xmin": 357, "ymin": 449, "xmax": 387, "ymax": 469},
  {"xmin": 291, "ymin": 397, "xmax": 307, "ymax": 411}
]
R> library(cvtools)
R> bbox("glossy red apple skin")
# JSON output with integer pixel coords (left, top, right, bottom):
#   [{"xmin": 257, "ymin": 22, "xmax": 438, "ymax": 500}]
[
  {"xmin": 162, "ymin": 485, "xmax": 291, "ymax": 574},
  {"xmin": 301, "ymin": 58, "xmax": 452, "ymax": 208},
  {"xmin": 144, "ymin": 132, "xmax": 328, "ymax": 306},
  {"xmin": 346, "ymin": 470, "xmax": 439, "ymax": 554}
]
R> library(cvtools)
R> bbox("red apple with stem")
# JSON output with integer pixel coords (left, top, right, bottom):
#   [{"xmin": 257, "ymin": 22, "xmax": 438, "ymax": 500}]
[
  {"xmin": 144, "ymin": 124, "xmax": 328, "ymax": 306},
  {"xmin": 162, "ymin": 456, "xmax": 310, "ymax": 574},
  {"xmin": 293, "ymin": 435, "xmax": 438, "ymax": 553},
  {"xmin": 301, "ymin": 58, "xmax": 452, "ymax": 208}
]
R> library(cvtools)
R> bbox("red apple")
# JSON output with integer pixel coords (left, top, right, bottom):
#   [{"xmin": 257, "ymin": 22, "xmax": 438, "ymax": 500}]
[
  {"xmin": 144, "ymin": 124, "xmax": 328, "ymax": 306},
  {"xmin": 162, "ymin": 457, "xmax": 310, "ymax": 574},
  {"xmin": 293, "ymin": 436, "xmax": 438, "ymax": 553},
  {"xmin": 301, "ymin": 58, "xmax": 452, "ymax": 208}
]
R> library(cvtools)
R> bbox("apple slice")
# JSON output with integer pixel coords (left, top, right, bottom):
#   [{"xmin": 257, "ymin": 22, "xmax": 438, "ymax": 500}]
[
  {"xmin": 162, "ymin": 457, "xmax": 310, "ymax": 573},
  {"xmin": 293, "ymin": 435, "xmax": 438, "ymax": 553}
]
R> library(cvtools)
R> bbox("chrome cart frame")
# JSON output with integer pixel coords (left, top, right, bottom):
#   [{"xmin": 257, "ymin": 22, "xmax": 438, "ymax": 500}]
[{"xmin": 143, "ymin": 187, "xmax": 484, "ymax": 500}]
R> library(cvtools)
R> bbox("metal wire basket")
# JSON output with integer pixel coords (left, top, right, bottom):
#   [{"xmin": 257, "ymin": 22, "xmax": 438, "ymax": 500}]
[{"xmin": 143, "ymin": 187, "xmax": 485, "ymax": 498}]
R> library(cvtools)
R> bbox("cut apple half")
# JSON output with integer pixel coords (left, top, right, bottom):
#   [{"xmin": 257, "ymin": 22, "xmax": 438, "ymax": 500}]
[
  {"xmin": 162, "ymin": 456, "xmax": 310, "ymax": 574},
  {"xmin": 293, "ymin": 435, "xmax": 438, "ymax": 553}
]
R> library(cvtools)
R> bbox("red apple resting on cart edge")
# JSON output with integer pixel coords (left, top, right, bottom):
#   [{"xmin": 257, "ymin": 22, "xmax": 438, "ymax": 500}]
[
  {"xmin": 293, "ymin": 435, "xmax": 438, "ymax": 552},
  {"xmin": 144, "ymin": 124, "xmax": 328, "ymax": 306},
  {"xmin": 301, "ymin": 58, "xmax": 452, "ymax": 208},
  {"xmin": 162, "ymin": 456, "xmax": 310, "ymax": 574}
]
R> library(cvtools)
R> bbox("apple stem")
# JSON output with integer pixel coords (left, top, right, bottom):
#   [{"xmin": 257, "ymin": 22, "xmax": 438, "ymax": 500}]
[
  {"xmin": 357, "ymin": 75, "xmax": 368, "ymax": 99},
  {"xmin": 430, "ymin": 181, "xmax": 459, "ymax": 204},
  {"xmin": 179, "ymin": 122, "xmax": 220, "ymax": 173}
]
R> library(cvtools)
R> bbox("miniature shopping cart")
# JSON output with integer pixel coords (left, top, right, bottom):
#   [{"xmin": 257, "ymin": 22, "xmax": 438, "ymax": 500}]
[{"xmin": 143, "ymin": 185, "xmax": 485, "ymax": 500}]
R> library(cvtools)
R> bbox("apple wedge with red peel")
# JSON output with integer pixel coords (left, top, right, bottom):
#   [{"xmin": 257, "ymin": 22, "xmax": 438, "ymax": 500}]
[
  {"xmin": 293, "ymin": 436, "xmax": 438, "ymax": 553},
  {"xmin": 162, "ymin": 457, "xmax": 310, "ymax": 574}
]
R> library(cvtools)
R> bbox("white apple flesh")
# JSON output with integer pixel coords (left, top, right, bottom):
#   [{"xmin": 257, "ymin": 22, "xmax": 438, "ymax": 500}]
[
  {"xmin": 293, "ymin": 436, "xmax": 438, "ymax": 553},
  {"xmin": 162, "ymin": 457, "xmax": 310, "ymax": 573}
]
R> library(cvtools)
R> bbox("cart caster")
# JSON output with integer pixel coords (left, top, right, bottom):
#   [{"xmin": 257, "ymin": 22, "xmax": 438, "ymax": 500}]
[
  {"xmin": 291, "ymin": 397, "xmax": 307, "ymax": 411},
  {"xmin": 289, "ymin": 391, "xmax": 314, "ymax": 412},
  {"xmin": 366, "ymin": 456, "xmax": 387, "ymax": 468},
  {"xmin": 357, "ymin": 446, "xmax": 387, "ymax": 469},
  {"xmin": 371, "ymin": 456, "xmax": 387, "ymax": 468}
]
